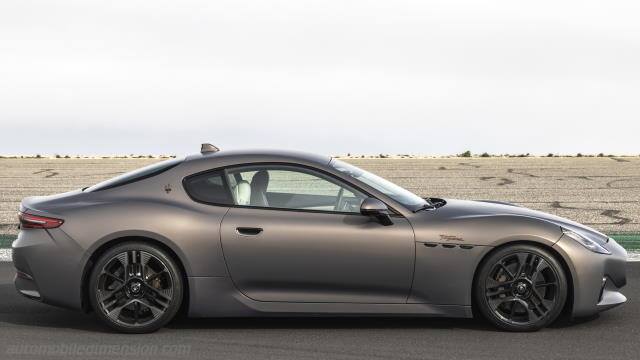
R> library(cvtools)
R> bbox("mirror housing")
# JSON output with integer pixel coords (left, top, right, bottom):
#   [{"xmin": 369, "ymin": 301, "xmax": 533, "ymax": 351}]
[{"xmin": 360, "ymin": 198, "xmax": 393, "ymax": 226}]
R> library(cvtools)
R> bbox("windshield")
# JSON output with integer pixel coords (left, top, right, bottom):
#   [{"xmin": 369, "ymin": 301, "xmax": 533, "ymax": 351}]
[
  {"xmin": 330, "ymin": 159, "xmax": 429, "ymax": 210},
  {"xmin": 85, "ymin": 157, "xmax": 183, "ymax": 192}
]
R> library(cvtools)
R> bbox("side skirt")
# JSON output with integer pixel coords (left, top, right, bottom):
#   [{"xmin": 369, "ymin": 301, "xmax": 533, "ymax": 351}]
[{"xmin": 187, "ymin": 277, "xmax": 472, "ymax": 318}]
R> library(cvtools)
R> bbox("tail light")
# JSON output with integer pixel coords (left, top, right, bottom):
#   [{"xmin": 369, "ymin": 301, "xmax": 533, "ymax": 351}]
[{"xmin": 18, "ymin": 212, "xmax": 64, "ymax": 229}]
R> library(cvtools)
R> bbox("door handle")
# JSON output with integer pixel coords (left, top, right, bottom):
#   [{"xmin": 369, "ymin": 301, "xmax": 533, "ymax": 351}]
[{"xmin": 236, "ymin": 227, "xmax": 263, "ymax": 236}]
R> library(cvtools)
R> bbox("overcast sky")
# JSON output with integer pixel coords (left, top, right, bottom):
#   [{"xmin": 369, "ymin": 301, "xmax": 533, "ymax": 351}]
[{"xmin": 1, "ymin": 0, "xmax": 639, "ymax": 156}]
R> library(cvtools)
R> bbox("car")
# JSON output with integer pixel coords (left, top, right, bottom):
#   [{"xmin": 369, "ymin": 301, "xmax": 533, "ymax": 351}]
[{"xmin": 13, "ymin": 144, "xmax": 627, "ymax": 333}]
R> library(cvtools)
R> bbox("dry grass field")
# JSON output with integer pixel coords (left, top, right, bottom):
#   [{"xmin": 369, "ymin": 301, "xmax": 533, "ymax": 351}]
[{"xmin": 1, "ymin": 156, "xmax": 639, "ymax": 246}]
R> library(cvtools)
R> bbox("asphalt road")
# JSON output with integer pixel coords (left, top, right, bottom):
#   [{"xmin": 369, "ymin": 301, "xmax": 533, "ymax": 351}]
[{"xmin": 1, "ymin": 262, "xmax": 639, "ymax": 360}]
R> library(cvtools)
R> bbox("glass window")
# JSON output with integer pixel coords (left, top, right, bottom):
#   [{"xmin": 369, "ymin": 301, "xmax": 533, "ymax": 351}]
[
  {"xmin": 183, "ymin": 169, "xmax": 234, "ymax": 205},
  {"xmin": 86, "ymin": 158, "xmax": 183, "ymax": 192},
  {"xmin": 226, "ymin": 165, "xmax": 366, "ymax": 213},
  {"xmin": 330, "ymin": 159, "xmax": 428, "ymax": 211}
]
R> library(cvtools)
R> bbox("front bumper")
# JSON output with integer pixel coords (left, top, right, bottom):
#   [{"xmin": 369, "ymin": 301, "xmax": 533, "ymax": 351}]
[{"xmin": 553, "ymin": 235, "xmax": 628, "ymax": 318}]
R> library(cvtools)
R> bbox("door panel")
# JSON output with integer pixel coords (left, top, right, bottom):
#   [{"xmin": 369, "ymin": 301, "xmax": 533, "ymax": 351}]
[{"xmin": 220, "ymin": 207, "xmax": 415, "ymax": 303}]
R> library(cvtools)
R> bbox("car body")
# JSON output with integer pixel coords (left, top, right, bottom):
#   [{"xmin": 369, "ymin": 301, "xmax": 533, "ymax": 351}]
[{"xmin": 13, "ymin": 146, "xmax": 628, "ymax": 332}]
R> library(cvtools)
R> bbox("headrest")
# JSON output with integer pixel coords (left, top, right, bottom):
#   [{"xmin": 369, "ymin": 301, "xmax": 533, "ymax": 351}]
[
  {"xmin": 251, "ymin": 170, "xmax": 270, "ymax": 189},
  {"xmin": 233, "ymin": 180, "xmax": 251, "ymax": 205}
]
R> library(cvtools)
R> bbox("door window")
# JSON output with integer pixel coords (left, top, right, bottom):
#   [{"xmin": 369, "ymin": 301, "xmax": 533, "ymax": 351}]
[{"xmin": 226, "ymin": 165, "xmax": 366, "ymax": 213}]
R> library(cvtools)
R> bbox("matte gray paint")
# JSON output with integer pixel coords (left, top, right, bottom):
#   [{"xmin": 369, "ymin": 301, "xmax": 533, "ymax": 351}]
[{"xmin": 12, "ymin": 149, "xmax": 627, "ymax": 320}]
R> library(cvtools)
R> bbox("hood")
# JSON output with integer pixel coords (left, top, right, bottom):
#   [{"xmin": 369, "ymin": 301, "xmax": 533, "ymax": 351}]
[{"xmin": 434, "ymin": 199, "xmax": 610, "ymax": 245}]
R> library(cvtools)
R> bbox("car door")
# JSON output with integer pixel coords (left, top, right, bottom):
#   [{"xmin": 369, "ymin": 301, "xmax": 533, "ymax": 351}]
[{"xmin": 219, "ymin": 164, "xmax": 415, "ymax": 303}]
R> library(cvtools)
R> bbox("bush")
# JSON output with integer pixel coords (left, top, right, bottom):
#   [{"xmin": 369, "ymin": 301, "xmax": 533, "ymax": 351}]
[
  {"xmin": 459, "ymin": 150, "xmax": 472, "ymax": 157},
  {"xmin": 577, "ymin": 153, "xmax": 583, "ymax": 157},
  {"xmin": 480, "ymin": 152, "xmax": 490, "ymax": 157}
]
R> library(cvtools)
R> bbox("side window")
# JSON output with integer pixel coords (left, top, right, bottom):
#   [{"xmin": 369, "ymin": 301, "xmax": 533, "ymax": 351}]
[
  {"xmin": 226, "ymin": 165, "xmax": 366, "ymax": 213},
  {"xmin": 183, "ymin": 170, "xmax": 234, "ymax": 205}
]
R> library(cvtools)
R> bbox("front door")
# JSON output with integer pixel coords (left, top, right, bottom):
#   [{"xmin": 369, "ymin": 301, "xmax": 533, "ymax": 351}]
[{"xmin": 219, "ymin": 164, "xmax": 415, "ymax": 303}]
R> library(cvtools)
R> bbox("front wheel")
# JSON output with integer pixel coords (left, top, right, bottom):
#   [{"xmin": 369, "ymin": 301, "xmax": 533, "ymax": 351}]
[
  {"xmin": 474, "ymin": 244, "xmax": 568, "ymax": 331},
  {"xmin": 88, "ymin": 242, "xmax": 183, "ymax": 333}
]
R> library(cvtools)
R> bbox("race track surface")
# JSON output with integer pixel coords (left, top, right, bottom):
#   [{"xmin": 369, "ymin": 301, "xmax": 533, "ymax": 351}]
[{"xmin": 1, "ymin": 262, "xmax": 638, "ymax": 360}]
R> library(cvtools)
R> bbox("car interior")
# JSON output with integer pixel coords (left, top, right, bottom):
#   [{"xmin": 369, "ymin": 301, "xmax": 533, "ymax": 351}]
[{"xmin": 227, "ymin": 167, "xmax": 365, "ymax": 213}]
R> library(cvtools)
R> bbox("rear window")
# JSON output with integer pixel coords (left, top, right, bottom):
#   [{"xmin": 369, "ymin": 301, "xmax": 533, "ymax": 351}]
[
  {"xmin": 183, "ymin": 170, "xmax": 234, "ymax": 205},
  {"xmin": 86, "ymin": 158, "xmax": 183, "ymax": 192}
]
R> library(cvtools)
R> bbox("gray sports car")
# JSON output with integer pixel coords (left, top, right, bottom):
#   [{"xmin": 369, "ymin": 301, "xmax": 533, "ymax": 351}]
[{"xmin": 13, "ymin": 145, "xmax": 627, "ymax": 333}]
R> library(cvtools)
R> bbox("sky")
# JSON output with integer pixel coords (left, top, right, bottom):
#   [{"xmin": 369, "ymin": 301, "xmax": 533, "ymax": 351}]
[{"xmin": 1, "ymin": 0, "xmax": 639, "ymax": 156}]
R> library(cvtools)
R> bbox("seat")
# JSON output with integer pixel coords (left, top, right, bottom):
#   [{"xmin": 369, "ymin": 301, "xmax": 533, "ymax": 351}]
[
  {"xmin": 250, "ymin": 170, "xmax": 270, "ymax": 207},
  {"xmin": 232, "ymin": 180, "xmax": 251, "ymax": 205}
]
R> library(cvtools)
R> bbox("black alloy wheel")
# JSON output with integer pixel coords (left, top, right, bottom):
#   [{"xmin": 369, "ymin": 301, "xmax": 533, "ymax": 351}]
[
  {"xmin": 475, "ymin": 244, "xmax": 567, "ymax": 331},
  {"xmin": 89, "ymin": 242, "xmax": 183, "ymax": 333}
]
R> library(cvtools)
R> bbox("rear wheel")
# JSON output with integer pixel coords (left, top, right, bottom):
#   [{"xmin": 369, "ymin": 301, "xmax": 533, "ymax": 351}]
[
  {"xmin": 89, "ymin": 242, "xmax": 183, "ymax": 333},
  {"xmin": 474, "ymin": 244, "xmax": 567, "ymax": 331}
]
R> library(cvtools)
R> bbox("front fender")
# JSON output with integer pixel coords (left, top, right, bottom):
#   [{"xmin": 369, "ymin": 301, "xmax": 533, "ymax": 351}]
[{"xmin": 407, "ymin": 212, "xmax": 564, "ymax": 307}]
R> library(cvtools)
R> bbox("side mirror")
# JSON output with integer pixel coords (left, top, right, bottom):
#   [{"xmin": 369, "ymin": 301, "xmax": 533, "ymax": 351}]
[{"xmin": 360, "ymin": 198, "xmax": 393, "ymax": 226}]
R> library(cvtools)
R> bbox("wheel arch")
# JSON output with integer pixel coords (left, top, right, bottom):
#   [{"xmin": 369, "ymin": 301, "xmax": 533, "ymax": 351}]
[
  {"xmin": 470, "ymin": 240, "xmax": 575, "ymax": 319},
  {"xmin": 79, "ymin": 232, "xmax": 191, "ymax": 315}
]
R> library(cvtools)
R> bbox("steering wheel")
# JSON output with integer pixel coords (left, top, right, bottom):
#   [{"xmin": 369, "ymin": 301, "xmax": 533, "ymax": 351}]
[{"xmin": 334, "ymin": 187, "xmax": 345, "ymax": 211}]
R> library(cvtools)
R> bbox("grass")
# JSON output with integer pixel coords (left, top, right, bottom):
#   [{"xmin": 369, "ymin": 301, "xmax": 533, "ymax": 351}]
[
  {"xmin": 0, "ymin": 233, "xmax": 639, "ymax": 250},
  {"xmin": 0, "ymin": 235, "xmax": 14, "ymax": 248},
  {"xmin": 610, "ymin": 234, "xmax": 640, "ymax": 250}
]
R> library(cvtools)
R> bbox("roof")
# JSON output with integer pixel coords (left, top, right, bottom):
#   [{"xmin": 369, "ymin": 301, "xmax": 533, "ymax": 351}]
[{"xmin": 183, "ymin": 148, "xmax": 332, "ymax": 168}]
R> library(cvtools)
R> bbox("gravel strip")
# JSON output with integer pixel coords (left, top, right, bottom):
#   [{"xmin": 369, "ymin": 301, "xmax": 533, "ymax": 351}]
[{"xmin": 0, "ymin": 249, "xmax": 11, "ymax": 262}]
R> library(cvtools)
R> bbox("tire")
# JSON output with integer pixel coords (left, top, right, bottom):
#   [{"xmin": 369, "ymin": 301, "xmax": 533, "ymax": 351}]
[
  {"xmin": 88, "ymin": 242, "xmax": 183, "ymax": 333},
  {"xmin": 474, "ymin": 244, "xmax": 567, "ymax": 332}
]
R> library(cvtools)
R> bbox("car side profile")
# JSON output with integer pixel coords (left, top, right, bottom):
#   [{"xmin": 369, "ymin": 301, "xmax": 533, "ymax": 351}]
[{"xmin": 13, "ymin": 145, "xmax": 628, "ymax": 333}]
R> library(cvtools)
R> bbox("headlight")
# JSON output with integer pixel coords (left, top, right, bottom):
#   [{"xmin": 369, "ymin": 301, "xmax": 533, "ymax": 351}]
[{"xmin": 562, "ymin": 229, "xmax": 611, "ymax": 254}]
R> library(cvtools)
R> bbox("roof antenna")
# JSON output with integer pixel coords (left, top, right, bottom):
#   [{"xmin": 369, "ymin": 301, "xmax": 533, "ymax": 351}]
[{"xmin": 201, "ymin": 143, "xmax": 220, "ymax": 153}]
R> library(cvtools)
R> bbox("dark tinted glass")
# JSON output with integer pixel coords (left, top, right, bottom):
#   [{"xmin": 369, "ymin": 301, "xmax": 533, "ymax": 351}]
[
  {"xmin": 86, "ymin": 158, "xmax": 183, "ymax": 192},
  {"xmin": 183, "ymin": 170, "xmax": 233, "ymax": 205}
]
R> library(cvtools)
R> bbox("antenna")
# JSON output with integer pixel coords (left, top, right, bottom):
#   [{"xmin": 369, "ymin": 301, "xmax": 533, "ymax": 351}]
[{"xmin": 201, "ymin": 143, "xmax": 220, "ymax": 153}]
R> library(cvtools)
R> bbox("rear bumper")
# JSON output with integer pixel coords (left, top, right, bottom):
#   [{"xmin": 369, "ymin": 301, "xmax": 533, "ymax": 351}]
[
  {"xmin": 553, "ymin": 235, "xmax": 628, "ymax": 318},
  {"xmin": 12, "ymin": 228, "xmax": 84, "ymax": 310}
]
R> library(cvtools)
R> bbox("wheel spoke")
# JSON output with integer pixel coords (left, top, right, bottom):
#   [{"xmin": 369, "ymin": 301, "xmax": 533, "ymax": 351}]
[
  {"xmin": 99, "ymin": 284, "xmax": 125, "ymax": 303},
  {"xmin": 497, "ymin": 263, "xmax": 515, "ymax": 280},
  {"xmin": 487, "ymin": 286, "xmax": 512, "ymax": 297},
  {"xmin": 105, "ymin": 299, "xmax": 135, "ymax": 321},
  {"xmin": 138, "ymin": 297, "xmax": 166, "ymax": 319},
  {"xmin": 143, "ymin": 283, "xmax": 172, "ymax": 304},
  {"xmin": 515, "ymin": 253, "xmax": 529, "ymax": 277},
  {"xmin": 525, "ymin": 290, "xmax": 551, "ymax": 319},
  {"xmin": 101, "ymin": 271, "xmax": 124, "ymax": 284},
  {"xmin": 116, "ymin": 252, "xmax": 129, "ymax": 268},
  {"xmin": 134, "ymin": 301, "xmax": 140, "ymax": 323},
  {"xmin": 530, "ymin": 258, "xmax": 550, "ymax": 282}
]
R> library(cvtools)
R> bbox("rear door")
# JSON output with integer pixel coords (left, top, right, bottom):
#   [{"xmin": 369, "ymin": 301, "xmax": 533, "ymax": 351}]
[{"xmin": 219, "ymin": 164, "xmax": 415, "ymax": 303}]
